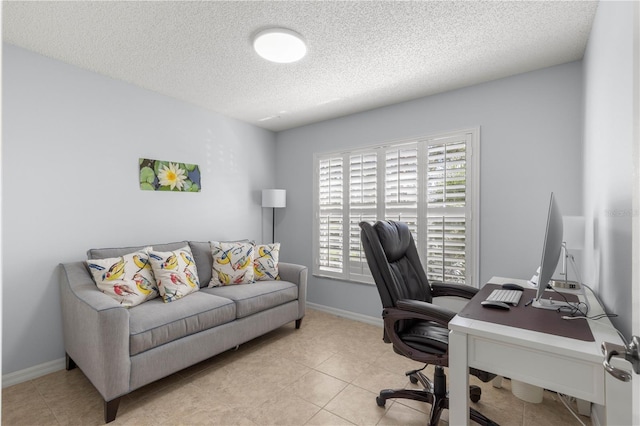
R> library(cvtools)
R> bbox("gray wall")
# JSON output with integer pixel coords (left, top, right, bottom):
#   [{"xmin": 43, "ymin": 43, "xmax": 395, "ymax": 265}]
[
  {"xmin": 582, "ymin": 1, "xmax": 635, "ymax": 339},
  {"xmin": 276, "ymin": 62, "xmax": 584, "ymax": 318},
  {"xmin": 2, "ymin": 44, "xmax": 277, "ymax": 374}
]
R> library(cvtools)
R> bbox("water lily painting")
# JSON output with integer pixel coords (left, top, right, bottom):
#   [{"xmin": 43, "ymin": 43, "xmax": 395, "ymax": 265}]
[{"xmin": 139, "ymin": 158, "xmax": 201, "ymax": 192}]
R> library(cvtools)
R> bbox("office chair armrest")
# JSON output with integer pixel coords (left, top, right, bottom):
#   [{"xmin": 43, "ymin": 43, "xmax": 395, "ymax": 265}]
[
  {"xmin": 383, "ymin": 301, "xmax": 456, "ymax": 364},
  {"xmin": 394, "ymin": 299, "xmax": 456, "ymax": 326},
  {"xmin": 431, "ymin": 282, "xmax": 478, "ymax": 300}
]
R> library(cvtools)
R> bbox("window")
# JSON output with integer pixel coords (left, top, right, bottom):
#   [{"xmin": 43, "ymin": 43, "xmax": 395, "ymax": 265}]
[{"xmin": 313, "ymin": 128, "xmax": 479, "ymax": 286}]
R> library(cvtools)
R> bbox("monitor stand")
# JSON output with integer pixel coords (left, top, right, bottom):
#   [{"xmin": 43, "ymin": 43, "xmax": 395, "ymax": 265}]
[
  {"xmin": 532, "ymin": 284, "xmax": 590, "ymax": 312},
  {"xmin": 532, "ymin": 298, "xmax": 574, "ymax": 310}
]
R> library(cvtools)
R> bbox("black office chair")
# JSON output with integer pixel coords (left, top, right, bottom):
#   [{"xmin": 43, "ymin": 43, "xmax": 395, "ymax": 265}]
[{"xmin": 360, "ymin": 220, "xmax": 498, "ymax": 426}]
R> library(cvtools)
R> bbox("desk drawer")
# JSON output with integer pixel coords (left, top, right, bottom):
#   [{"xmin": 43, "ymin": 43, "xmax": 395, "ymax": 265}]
[{"xmin": 468, "ymin": 336, "xmax": 604, "ymax": 404}]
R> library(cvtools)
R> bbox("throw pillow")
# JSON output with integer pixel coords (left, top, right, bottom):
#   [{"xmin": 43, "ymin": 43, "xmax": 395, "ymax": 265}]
[
  {"xmin": 209, "ymin": 241, "xmax": 254, "ymax": 286},
  {"xmin": 86, "ymin": 247, "xmax": 159, "ymax": 307},
  {"xmin": 149, "ymin": 246, "xmax": 200, "ymax": 302},
  {"xmin": 254, "ymin": 243, "xmax": 280, "ymax": 281}
]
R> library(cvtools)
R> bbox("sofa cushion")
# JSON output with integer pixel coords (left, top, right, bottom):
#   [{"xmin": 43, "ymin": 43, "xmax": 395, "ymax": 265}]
[
  {"xmin": 149, "ymin": 246, "xmax": 200, "ymax": 302},
  {"xmin": 87, "ymin": 241, "xmax": 188, "ymax": 260},
  {"xmin": 202, "ymin": 280, "xmax": 297, "ymax": 319},
  {"xmin": 86, "ymin": 247, "xmax": 159, "ymax": 307},
  {"xmin": 128, "ymin": 292, "xmax": 236, "ymax": 356}
]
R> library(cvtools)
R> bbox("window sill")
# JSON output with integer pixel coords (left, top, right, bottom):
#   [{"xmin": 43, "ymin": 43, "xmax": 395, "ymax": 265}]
[{"xmin": 312, "ymin": 272, "xmax": 375, "ymax": 286}]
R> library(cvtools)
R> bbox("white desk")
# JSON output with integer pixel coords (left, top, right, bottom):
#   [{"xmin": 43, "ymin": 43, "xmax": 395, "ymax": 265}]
[{"xmin": 448, "ymin": 277, "xmax": 631, "ymax": 426}]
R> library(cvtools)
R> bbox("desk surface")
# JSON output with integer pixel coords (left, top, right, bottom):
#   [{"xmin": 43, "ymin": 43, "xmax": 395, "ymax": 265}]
[
  {"xmin": 457, "ymin": 283, "xmax": 594, "ymax": 341},
  {"xmin": 449, "ymin": 277, "xmax": 623, "ymax": 365}
]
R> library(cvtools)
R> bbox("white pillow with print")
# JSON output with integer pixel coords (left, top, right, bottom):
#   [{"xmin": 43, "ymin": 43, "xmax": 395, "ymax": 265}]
[
  {"xmin": 209, "ymin": 241, "xmax": 255, "ymax": 286},
  {"xmin": 87, "ymin": 247, "xmax": 159, "ymax": 307},
  {"xmin": 149, "ymin": 246, "xmax": 200, "ymax": 302}
]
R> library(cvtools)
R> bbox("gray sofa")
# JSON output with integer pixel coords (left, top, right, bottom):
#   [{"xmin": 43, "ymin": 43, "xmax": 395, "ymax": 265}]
[{"xmin": 59, "ymin": 240, "xmax": 307, "ymax": 423}]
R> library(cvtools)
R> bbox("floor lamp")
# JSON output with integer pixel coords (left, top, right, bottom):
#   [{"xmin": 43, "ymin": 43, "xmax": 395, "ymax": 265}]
[{"xmin": 262, "ymin": 189, "xmax": 286, "ymax": 243}]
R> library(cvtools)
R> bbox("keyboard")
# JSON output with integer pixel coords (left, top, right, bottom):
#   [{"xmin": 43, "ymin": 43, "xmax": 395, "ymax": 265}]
[{"xmin": 485, "ymin": 289, "xmax": 523, "ymax": 306}]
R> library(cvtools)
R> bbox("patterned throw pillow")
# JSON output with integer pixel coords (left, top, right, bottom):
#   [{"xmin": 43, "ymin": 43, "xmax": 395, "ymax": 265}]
[
  {"xmin": 254, "ymin": 243, "xmax": 280, "ymax": 281},
  {"xmin": 86, "ymin": 248, "xmax": 159, "ymax": 307},
  {"xmin": 149, "ymin": 246, "xmax": 200, "ymax": 302},
  {"xmin": 209, "ymin": 241, "xmax": 254, "ymax": 286}
]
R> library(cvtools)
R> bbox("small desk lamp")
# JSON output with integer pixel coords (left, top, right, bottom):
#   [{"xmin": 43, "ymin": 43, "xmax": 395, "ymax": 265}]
[{"xmin": 262, "ymin": 189, "xmax": 286, "ymax": 243}]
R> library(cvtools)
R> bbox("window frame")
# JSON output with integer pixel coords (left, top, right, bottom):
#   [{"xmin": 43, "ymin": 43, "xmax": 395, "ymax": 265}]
[{"xmin": 312, "ymin": 127, "xmax": 480, "ymax": 287}]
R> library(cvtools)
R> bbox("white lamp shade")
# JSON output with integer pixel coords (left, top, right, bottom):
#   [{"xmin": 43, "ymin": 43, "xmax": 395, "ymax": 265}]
[
  {"xmin": 563, "ymin": 216, "xmax": 585, "ymax": 250},
  {"xmin": 262, "ymin": 189, "xmax": 286, "ymax": 208}
]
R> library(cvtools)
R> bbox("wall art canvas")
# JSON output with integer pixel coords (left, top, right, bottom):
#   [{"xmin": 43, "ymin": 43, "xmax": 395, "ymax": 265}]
[{"xmin": 139, "ymin": 158, "xmax": 201, "ymax": 192}]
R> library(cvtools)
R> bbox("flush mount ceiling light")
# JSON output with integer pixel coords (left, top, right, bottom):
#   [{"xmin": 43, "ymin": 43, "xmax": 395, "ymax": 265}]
[{"xmin": 253, "ymin": 28, "xmax": 307, "ymax": 63}]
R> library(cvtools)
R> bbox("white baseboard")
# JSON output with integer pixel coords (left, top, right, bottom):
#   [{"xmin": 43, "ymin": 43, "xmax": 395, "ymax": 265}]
[
  {"xmin": 307, "ymin": 302, "xmax": 383, "ymax": 327},
  {"xmin": 2, "ymin": 357, "xmax": 66, "ymax": 388}
]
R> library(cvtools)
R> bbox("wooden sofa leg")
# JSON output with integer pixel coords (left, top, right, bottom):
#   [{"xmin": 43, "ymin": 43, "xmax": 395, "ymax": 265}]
[
  {"xmin": 295, "ymin": 318, "xmax": 303, "ymax": 329},
  {"xmin": 65, "ymin": 353, "xmax": 76, "ymax": 371},
  {"xmin": 104, "ymin": 397, "xmax": 121, "ymax": 423}
]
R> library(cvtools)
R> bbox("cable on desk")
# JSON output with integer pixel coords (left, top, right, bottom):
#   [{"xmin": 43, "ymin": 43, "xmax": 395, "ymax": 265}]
[
  {"xmin": 554, "ymin": 258, "xmax": 626, "ymax": 344},
  {"xmin": 547, "ymin": 286, "xmax": 589, "ymax": 316}
]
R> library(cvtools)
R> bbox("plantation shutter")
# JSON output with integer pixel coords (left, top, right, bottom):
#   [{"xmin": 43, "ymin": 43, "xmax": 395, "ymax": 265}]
[
  {"xmin": 318, "ymin": 156, "xmax": 344, "ymax": 273},
  {"xmin": 385, "ymin": 145, "xmax": 419, "ymax": 240},
  {"xmin": 348, "ymin": 152, "xmax": 377, "ymax": 279},
  {"xmin": 313, "ymin": 128, "xmax": 477, "ymax": 286},
  {"xmin": 424, "ymin": 134, "xmax": 470, "ymax": 284}
]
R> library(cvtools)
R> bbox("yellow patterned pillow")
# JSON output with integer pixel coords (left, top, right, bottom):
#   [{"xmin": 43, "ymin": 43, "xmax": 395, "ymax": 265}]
[
  {"xmin": 87, "ymin": 247, "xmax": 159, "ymax": 307},
  {"xmin": 149, "ymin": 246, "xmax": 200, "ymax": 302},
  {"xmin": 209, "ymin": 241, "xmax": 255, "ymax": 286},
  {"xmin": 254, "ymin": 243, "xmax": 280, "ymax": 281}
]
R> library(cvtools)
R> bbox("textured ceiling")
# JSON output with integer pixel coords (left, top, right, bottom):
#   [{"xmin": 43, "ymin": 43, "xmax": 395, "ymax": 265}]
[{"xmin": 3, "ymin": 1, "xmax": 598, "ymax": 132}]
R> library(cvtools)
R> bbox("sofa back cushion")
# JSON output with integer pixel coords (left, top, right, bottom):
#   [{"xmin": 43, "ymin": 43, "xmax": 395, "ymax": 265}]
[
  {"xmin": 187, "ymin": 241, "xmax": 213, "ymax": 287},
  {"xmin": 88, "ymin": 241, "xmax": 189, "ymax": 260}
]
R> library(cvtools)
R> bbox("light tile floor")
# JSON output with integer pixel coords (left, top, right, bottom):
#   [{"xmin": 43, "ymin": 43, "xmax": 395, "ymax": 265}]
[{"xmin": 3, "ymin": 309, "xmax": 587, "ymax": 425}]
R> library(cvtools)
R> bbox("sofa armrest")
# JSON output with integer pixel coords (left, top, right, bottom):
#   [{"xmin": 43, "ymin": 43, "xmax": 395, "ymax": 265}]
[
  {"xmin": 59, "ymin": 262, "xmax": 131, "ymax": 401},
  {"xmin": 278, "ymin": 262, "xmax": 307, "ymax": 320}
]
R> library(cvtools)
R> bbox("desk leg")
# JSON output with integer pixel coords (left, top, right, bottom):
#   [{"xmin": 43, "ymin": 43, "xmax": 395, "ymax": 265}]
[
  {"xmin": 603, "ymin": 359, "xmax": 632, "ymax": 425},
  {"xmin": 449, "ymin": 330, "xmax": 470, "ymax": 426}
]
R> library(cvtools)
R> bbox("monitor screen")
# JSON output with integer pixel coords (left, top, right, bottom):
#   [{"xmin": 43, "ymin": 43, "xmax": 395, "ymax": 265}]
[{"xmin": 535, "ymin": 192, "xmax": 563, "ymax": 304}]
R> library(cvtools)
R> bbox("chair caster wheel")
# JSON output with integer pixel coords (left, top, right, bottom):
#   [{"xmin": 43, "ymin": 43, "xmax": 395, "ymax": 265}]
[
  {"xmin": 470, "ymin": 385, "xmax": 482, "ymax": 403},
  {"xmin": 409, "ymin": 374, "xmax": 418, "ymax": 384},
  {"xmin": 376, "ymin": 396, "xmax": 386, "ymax": 407}
]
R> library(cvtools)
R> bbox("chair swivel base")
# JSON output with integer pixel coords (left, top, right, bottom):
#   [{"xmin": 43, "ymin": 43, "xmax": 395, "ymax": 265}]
[{"xmin": 375, "ymin": 366, "xmax": 499, "ymax": 426}]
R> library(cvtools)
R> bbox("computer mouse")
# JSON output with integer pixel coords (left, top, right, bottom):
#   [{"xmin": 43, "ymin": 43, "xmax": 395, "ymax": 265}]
[
  {"xmin": 481, "ymin": 300, "xmax": 511, "ymax": 310},
  {"xmin": 502, "ymin": 283, "xmax": 524, "ymax": 291}
]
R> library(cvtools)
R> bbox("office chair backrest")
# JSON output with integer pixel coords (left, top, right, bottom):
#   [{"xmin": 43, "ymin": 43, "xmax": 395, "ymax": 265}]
[{"xmin": 360, "ymin": 220, "xmax": 433, "ymax": 309}]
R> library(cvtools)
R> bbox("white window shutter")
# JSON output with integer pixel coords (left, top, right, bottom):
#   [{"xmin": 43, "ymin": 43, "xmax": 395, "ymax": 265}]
[
  {"xmin": 318, "ymin": 157, "xmax": 344, "ymax": 273},
  {"xmin": 348, "ymin": 153, "xmax": 377, "ymax": 280},
  {"xmin": 313, "ymin": 128, "xmax": 478, "ymax": 287},
  {"xmin": 384, "ymin": 145, "xmax": 419, "ymax": 240},
  {"xmin": 425, "ymin": 135, "xmax": 470, "ymax": 284}
]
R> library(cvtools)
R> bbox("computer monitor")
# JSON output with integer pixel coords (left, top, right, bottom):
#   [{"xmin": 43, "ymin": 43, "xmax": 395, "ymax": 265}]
[{"xmin": 532, "ymin": 192, "xmax": 572, "ymax": 310}]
